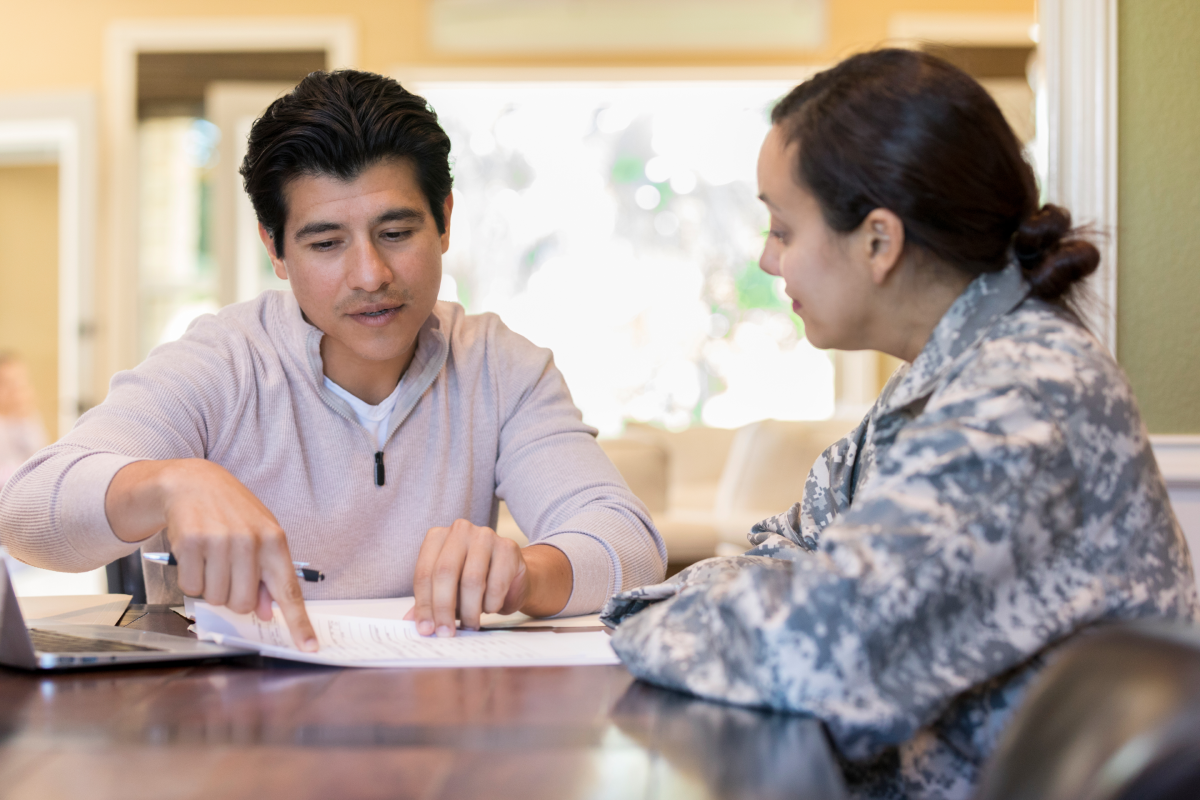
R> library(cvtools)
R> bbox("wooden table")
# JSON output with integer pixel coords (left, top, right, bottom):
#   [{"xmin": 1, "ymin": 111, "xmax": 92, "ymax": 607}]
[{"xmin": 0, "ymin": 606, "xmax": 847, "ymax": 800}]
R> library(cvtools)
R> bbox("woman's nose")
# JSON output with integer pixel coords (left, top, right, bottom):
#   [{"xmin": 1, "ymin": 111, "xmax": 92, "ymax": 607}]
[{"xmin": 759, "ymin": 243, "xmax": 782, "ymax": 277}]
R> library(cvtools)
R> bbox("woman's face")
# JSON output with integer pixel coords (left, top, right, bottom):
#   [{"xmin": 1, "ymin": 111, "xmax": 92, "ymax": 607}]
[{"xmin": 756, "ymin": 125, "xmax": 874, "ymax": 351}]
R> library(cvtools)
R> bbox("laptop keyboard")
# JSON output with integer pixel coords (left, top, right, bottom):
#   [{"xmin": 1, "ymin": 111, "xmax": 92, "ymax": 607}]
[{"xmin": 29, "ymin": 628, "xmax": 166, "ymax": 654}]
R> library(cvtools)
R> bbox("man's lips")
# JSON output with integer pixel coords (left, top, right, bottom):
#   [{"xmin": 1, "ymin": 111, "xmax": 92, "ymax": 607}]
[
  {"xmin": 348, "ymin": 300, "xmax": 401, "ymax": 315},
  {"xmin": 347, "ymin": 303, "xmax": 404, "ymax": 326}
]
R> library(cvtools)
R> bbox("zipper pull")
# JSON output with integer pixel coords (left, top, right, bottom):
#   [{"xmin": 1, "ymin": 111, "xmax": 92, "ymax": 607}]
[{"xmin": 374, "ymin": 451, "xmax": 386, "ymax": 486}]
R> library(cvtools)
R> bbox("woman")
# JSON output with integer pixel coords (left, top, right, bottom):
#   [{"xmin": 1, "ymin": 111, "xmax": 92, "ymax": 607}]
[{"xmin": 602, "ymin": 50, "xmax": 1197, "ymax": 799}]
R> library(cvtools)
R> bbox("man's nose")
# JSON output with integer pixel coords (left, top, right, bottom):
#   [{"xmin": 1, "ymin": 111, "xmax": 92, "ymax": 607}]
[{"xmin": 347, "ymin": 239, "xmax": 393, "ymax": 292}]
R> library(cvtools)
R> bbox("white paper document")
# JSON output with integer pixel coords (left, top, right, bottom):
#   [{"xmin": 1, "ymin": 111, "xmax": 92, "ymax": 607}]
[
  {"xmin": 193, "ymin": 601, "xmax": 619, "ymax": 668},
  {"xmin": 177, "ymin": 595, "xmax": 603, "ymax": 630}
]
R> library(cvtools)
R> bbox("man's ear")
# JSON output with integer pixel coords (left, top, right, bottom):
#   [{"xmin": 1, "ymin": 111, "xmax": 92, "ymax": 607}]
[
  {"xmin": 439, "ymin": 191, "xmax": 454, "ymax": 255},
  {"xmin": 861, "ymin": 208, "xmax": 906, "ymax": 285},
  {"xmin": 258, "ymin": 223, "xmax": 288, "ymax": 280}
]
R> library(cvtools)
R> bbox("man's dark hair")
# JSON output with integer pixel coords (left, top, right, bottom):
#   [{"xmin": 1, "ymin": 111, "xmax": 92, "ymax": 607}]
[{"xmin": 240, "ymin": 69, "xmax": 452, "ymax": 257}]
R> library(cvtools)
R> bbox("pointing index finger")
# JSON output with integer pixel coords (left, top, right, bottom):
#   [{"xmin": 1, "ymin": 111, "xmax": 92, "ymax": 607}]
[{"xmin": 261, "ymin": 548, "xmax": 317, "ymax": 652}]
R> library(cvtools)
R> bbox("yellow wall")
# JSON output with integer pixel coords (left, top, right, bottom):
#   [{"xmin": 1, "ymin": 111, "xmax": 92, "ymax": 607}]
[
  {"xmin": 0, "ymin": 0, "xmax": 1034, "ymax": 407},
  {"xmin": 1, "ymin": 0, "xmax": 1036, "ymax": 88},
  {"xmin": 0, "ymin": 164, "xmax": 59, "ymax": 438}
]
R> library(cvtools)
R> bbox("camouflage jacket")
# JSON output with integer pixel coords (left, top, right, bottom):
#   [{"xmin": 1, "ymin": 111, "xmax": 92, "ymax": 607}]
[{"xmin": 602, "ymin": 264, "xmax": 1198, "ymax": 800}]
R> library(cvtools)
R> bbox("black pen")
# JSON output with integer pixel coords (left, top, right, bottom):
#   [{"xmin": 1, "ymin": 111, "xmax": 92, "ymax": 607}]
[{"xmin": 142, "ymin": 552, "xmax": 325, "ymax": 582}]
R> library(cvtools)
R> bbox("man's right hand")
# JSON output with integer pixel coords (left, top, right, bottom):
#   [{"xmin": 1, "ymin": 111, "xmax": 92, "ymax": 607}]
[{"xmin": 104, "ymin": 459, "xmax": 317, "ymax": 652}]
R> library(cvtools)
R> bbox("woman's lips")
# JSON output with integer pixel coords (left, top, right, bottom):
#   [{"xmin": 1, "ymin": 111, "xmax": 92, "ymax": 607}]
[
  {"xmin": 792, "ymin": 300, "xmax": 803, "ymax": 314},
  {"xmin": 349, "ymin": 306, "xmax": 402, "ymax": 327}
]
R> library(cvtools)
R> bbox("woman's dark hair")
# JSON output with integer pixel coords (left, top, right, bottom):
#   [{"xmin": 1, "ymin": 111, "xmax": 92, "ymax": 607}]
[
  {"xmin": 240, "ymin": 69, "xmax": 452, "ymax": 257},
  {"xmin": 771, "ymin": 48, "xmax": 1099, "ymax": 306}
]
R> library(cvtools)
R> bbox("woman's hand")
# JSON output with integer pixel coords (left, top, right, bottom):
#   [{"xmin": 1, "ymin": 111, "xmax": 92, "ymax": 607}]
[
  {"xmin": 406, "ymin": 519, "xmax": 573, "ymax": 636},
  {"xmin": 105, "ymin": 458, "xmax": 318, "ymax": 652}
]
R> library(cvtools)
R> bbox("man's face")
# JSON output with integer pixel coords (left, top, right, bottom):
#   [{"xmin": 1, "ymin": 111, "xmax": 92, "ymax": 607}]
[{"xmin": 261, "ymin": 159, "xmax": 451, "ymax": 381}]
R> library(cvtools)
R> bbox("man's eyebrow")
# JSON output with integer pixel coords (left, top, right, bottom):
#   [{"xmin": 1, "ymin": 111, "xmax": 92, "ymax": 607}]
[
  {"xmin": 292, "ymin": 208, "xmax": 425, "ymax": 241},
  {"xmin": 375, "ymin": 207, "xmax": 426, "ymax": 225},
  {"xmin": 293, "ymin": 221, "xmax": 343, "ymax": 240}
]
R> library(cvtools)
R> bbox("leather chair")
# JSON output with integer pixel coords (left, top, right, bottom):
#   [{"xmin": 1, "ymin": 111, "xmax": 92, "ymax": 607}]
[
  {"xmin": 104, "ymin": 551, "xmax": 146, "ymax": 604},
  {"xmin": 712, "ymin": 418, "xmax": 855, "ymax": 548},
  {"xmin": 974, "ymin": 620, "xmax": 1200, "ymax": 800}
]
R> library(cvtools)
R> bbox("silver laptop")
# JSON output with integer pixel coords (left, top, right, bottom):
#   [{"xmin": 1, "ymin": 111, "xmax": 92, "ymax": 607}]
[{"xmin": 0, "ymin": 553, "xmax": 250, "ymax": 670}]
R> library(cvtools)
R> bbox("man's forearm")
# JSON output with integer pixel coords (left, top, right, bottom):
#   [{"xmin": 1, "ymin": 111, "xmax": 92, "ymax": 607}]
[{"xmin": 519, "ymin": 544, "xmax": 573, "ymax": 617}]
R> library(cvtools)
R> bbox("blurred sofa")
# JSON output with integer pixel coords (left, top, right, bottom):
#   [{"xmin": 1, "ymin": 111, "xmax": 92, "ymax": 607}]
[{"xmin": 496, "ymin": 419, "xmax": 857, "ymax": 567}]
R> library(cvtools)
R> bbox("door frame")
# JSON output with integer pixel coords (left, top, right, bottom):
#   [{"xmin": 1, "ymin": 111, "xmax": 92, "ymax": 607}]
[
  {"xmin": 206, "ymin": 81, "xmax": 300, "ymax": 307},
  {"xmin": 1039, "ymin": 0, "xmax": 1119, "ymax": 355},
  {"xmin": 104, "ymin": 17, "xmax": 357, "ymax": 371},
  {"xmin": 0, "ymin": 92, "xmax": 98, "ymax": 436}
]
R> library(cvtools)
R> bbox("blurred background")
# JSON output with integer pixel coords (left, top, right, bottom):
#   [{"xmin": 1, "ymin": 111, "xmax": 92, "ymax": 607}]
[{"xmin": 3, "ymin": 0, "xmax": 1197, "ymax": 592}]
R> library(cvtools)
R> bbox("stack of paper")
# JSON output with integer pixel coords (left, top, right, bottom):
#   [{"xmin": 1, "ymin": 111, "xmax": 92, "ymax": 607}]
[
  {"xmin": 177, "ymin": 596, "xmax": 604, "ymax": 629},
  {"xmin": 193, "ymin": 601, "xmax": 619, "ymax": 668}
]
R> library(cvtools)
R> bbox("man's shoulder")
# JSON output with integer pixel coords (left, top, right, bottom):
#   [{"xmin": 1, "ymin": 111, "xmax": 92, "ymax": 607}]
[
  {"xmin": 168, "ymin": 291, "xmax": 299, "ymax": 353},
  {"xmin": 211, "ymin": 290, "xmax": 296, "ymax": 333},
  {"xmin": 433, "ymin": 303, "xmax": 560, "ymax": 406},
  {"xmin": 436, "ymin": 302, "xmax": 549, "ymax": 364},
  {"xmin": 132, "ymin": 291, "xmax": 305, "ymax": 389}
]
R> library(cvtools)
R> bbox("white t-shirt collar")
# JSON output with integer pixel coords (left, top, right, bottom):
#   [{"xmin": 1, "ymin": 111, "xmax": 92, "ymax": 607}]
[{"xmin": 323, "ymin": 375, "xmax": 404, "ymax": 449}]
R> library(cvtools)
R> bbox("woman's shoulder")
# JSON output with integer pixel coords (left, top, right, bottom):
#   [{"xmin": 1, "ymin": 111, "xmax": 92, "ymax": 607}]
[
  {"xmin": 944, "ymin": 298, "xmax": 1142, "ymax": 447},
  {"xmin": 964, "ymin": 299, "xmax": 1125, "ymax": 397}
]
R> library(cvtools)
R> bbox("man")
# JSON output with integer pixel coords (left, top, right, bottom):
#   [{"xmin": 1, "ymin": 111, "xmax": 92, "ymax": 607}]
[{"xmin": 0, "ymin": 70, "xmax": 666, "ymax": 651}]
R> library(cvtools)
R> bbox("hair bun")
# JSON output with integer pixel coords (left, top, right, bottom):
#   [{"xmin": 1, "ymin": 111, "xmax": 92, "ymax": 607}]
[{"xmin": 1013, "ymin": 204, "xmax": 1100, "ymax": 301}]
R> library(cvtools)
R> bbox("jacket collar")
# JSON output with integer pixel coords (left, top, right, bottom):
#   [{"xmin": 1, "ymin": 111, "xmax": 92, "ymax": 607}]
[
  {"xmin": 879, "ymin": 263, "xmax": 1030, "ymax": 414},
  {"xmin": 279, "ymin": 292, "xmax": 450, "ymax": 444}
]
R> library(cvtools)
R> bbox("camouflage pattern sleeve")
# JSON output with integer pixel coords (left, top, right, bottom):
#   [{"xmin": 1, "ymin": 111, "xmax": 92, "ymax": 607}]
[
  {"xmin": 608, "ymin": 382, "xmax": 1076, "ymax": 760},
  {"xmin": 601, "ymin": 265, "xmax": 1197, "ymax": 799}
]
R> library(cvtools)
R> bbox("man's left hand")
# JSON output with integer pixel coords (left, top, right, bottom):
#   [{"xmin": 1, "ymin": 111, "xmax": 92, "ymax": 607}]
[{"xmin": 405, "ymin": 519, "xmax": 572, "ymax": 637}]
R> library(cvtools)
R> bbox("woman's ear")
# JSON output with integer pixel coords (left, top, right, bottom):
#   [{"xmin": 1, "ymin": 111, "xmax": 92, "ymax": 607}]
[
  {"xmin": 861, "ymin": 208, "xmax": 906, "ymax": 285},
  {"xmin": 258, "ymin": 223, "xmax": 288, "ymax": 280}
]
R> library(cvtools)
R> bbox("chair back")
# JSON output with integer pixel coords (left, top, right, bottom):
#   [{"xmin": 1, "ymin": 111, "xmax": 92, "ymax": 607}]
[
  {"xmin": 622, "ymin": 422, "xmax": 738, "ymax": 510},
  {"xmin": 974, "ymin": 620, "xmax": 1200, "ymax": 800},
  {"xmin": 598, "ymin": 437, "xmax": 669, "ymax": 514},
  {"xmin": 711, "ymin": 419, "xmax": 852, "ymax": 539}
]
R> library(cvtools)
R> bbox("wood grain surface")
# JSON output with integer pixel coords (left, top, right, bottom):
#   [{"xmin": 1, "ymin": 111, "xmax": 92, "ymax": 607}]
[{"xmin": 0, "ymin": 606, "xmax": 846, "ymax": 800}]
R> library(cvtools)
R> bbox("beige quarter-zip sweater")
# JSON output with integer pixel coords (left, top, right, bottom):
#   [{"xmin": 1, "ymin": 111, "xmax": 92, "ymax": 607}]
[{"xmin": 0, "ymin": 292, "xmax": 667, "ymax": 614}]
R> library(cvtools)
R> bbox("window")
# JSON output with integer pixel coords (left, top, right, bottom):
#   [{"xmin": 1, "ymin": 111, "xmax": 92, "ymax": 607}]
[
  {"xmin": 418, "ymin": 79, "xmax": 835, "ymax": 435},
  {"xmin": 139, "ymin": 72, "xmax": 841, "ymax": 433},
  {"xmin": 138, "ymin": 117, "xmax": 221, "ymax": 356},
  {"xmin": 135, "ymin": 51, "xmax": 325, "ymax": 358}
]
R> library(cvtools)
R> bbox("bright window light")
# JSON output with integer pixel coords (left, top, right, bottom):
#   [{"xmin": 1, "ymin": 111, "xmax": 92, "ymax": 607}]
[
  {"xmin": 138, "ymin": 117, "xmax": 220, "ymax": 357},
  {"xmin": 419, "ymin": 80, "xmax": 835, "ymax": 435}
]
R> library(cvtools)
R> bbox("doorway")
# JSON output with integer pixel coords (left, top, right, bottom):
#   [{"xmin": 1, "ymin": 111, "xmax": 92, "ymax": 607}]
[{"xmin": 0, "ymin": 163, "xmax": 59, "ymax": 440}]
